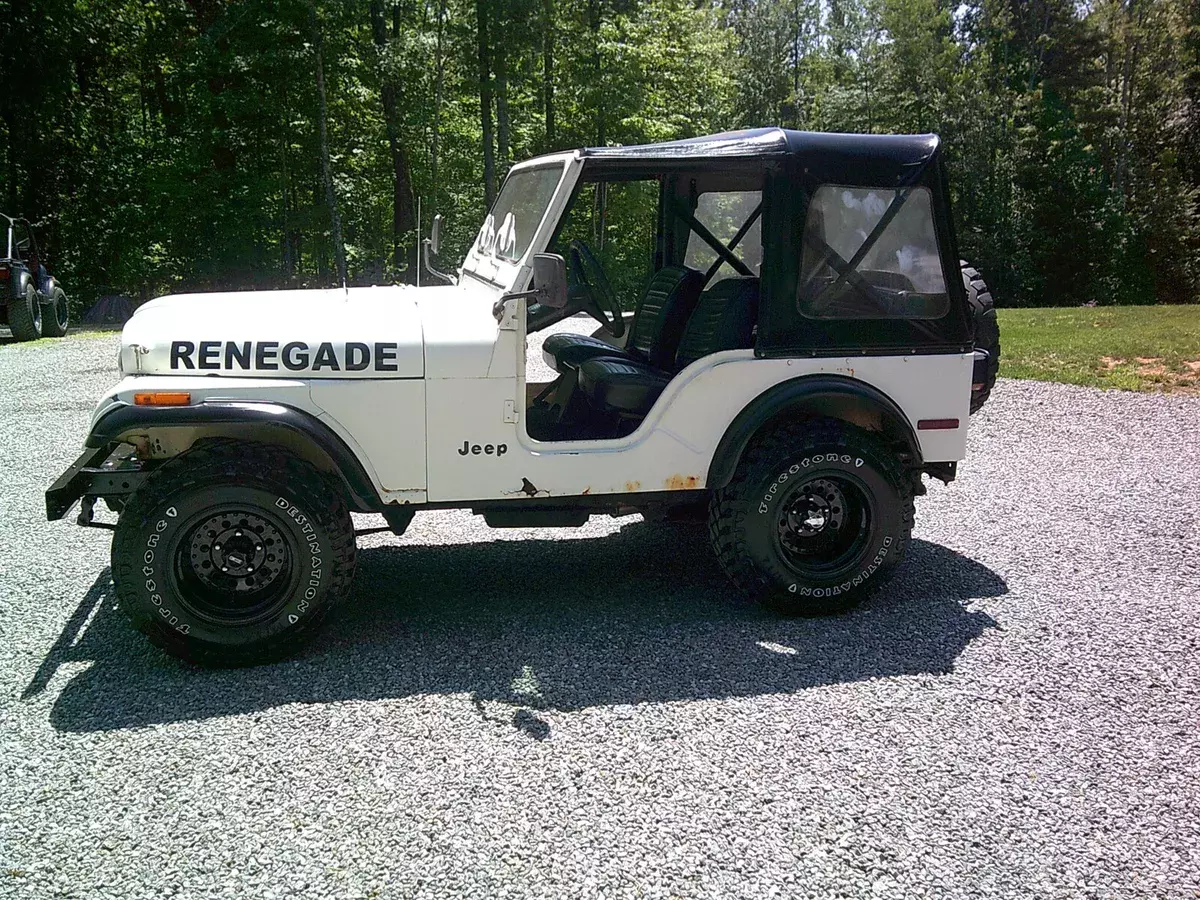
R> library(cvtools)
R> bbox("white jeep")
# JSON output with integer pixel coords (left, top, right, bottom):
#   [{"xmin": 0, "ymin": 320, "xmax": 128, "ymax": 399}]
[{"xmin": 46, "ymin": 127, "xmax": 1000, "ymax": 667}]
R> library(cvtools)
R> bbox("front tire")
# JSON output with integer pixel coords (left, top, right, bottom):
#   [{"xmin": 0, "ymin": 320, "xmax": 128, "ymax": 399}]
[
  {"xmin": 8, "ymin": 283, "xmax": 42, "ymax": 341},
  {"xmin": 709, "ymin": 419, "xmax": 914, "ymax": 615},
  {"xmin": 112, "ymin": 442, "xmax": 357, "ymax": 666},
  {"xmin": 42, "ymin": 287, "xmax": 69, "ymax": 337}
]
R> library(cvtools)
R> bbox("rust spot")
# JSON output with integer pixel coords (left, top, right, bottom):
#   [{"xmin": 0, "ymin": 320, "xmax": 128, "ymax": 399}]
[
  {"xmin": 581, "ymin": 487, "xmax": 591, "ymax": 495},
  {"xmin": 663, "ymin": 474, "xmax": 700, "ymax": 491},
  {"xmin": 520, "ymin": 478, "xmax": 539, "ymax": 497},
  {"xmin": 624, "ymin": 480, "xmax": 641, "ymax": 492}
]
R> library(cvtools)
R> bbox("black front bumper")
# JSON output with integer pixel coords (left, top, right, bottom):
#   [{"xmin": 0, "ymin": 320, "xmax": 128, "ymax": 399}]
[{"xmin": 45, "ymin": 443, "xmax": 148, "ymax": 522}]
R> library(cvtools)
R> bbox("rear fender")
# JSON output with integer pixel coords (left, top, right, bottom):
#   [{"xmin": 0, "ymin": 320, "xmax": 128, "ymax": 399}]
[
  {"xmin": 706, "ymin": 375, "xmax": 922, "ymax": 491},
  {"xmin": 88, "ymin": 401, "xmax": 381, "ymax": 512}
]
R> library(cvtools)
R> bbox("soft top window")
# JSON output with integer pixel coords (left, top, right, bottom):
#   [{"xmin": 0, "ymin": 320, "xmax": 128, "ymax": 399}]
[
  {"xmin": 684, "ymin": 190, "xmax": 763, "ymax": 283},
  {"xmin": 798, "ymin": 186, "xmax": 948, "ymax": 320}
]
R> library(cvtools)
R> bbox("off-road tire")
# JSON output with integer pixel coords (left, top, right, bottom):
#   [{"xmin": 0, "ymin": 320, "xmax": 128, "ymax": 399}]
[
  {"xmin": 112, "ymin": 440, "xmax": 357, "ymax": 666},
  {"xmin": 961, "ymin": 261, "xmax": 1000, "ymax": 413},
  {"xmin": 42, "ymin": 287, "xmax": 69, "ymax": 337},
  {"xmin": 8, "ymin": 283, "xmax": 42, "ymax": 342},
  {"xmin": 708, "ymin": 418, "xmax": 914, "ymax": 615}
]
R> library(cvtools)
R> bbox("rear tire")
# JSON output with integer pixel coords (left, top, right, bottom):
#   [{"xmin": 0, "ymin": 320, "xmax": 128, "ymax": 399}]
[
  {"xmin": 112, "ymin": 441, "xmax": 357, "ymax": 666},
  {"xmin": 709, "ymin": 418, "xmax": 914, "ymax": 615},
  {"xmin": 8, "ymin": 283, "xmax": 42, "ymax": 342},
  {"xmin": 42, "ymin": 287, "xmax": 69, "ymax": 337},
  {"xmin": 961, "ymin": 261, "xmax": 1000, "ymax": 413}
]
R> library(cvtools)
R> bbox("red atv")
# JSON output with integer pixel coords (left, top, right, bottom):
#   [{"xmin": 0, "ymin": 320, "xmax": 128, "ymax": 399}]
[{"xmin": 1, "ymin": 214, "xmax": 69, "ymax": 341}]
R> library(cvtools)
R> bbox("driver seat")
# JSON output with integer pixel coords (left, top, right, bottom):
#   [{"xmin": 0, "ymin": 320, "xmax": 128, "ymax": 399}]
[{"xmin": 542, "ymin": 266, "xmax": 705, "ymax": 373}]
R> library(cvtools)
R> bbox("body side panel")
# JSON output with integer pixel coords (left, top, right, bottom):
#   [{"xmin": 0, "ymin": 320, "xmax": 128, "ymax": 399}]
[{"xmin": 424, "ymin": 349, "xmax": 971, "ymax": 503}]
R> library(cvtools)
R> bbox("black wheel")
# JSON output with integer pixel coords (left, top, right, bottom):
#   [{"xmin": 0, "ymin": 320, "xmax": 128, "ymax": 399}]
[
  {"xmin": 709, "ymin": 418, "xmax": 914, "ymax": 615},
  {"xmin": 8, "ymin": 283, "xmax": 42, "ymax": 341},
  {"xmin": 112, "ymin": 441, "xmax": 357, "ymax": 666},
  {"xmin": 42, "ymin": 287, "xmax": 69, "ymax": 337},
  {"xmin": 961, "ymin": 261, "xmax": 1000, "ymax": 414}
]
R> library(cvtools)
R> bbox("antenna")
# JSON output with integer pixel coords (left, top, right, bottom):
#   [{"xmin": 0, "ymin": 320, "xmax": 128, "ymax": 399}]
[{"xmin": 416, "ymin": 196, "xmax": 422, "ymax": 288}]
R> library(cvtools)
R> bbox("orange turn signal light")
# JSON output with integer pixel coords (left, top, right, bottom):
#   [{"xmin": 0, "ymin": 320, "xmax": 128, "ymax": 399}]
[{"xmin": 134, "ymin": 391, "xmax": 192, "ymax": 407}]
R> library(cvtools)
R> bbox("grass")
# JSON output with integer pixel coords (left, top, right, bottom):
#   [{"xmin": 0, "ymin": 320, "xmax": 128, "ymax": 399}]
[
  {"xmin": 998, "ymin": 305, "xmax": 1200, "ymax": 393},
  {"xmin": 0, "ymin": 326, "xmax": 117, "ymax": 348}
]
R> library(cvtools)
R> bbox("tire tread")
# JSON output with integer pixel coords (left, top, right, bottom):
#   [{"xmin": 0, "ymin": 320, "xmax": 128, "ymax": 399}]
[
  {"xmin": 708, "ymin": 418, "xmax": 915, "ymax": 613},
  {"xmin": 112, "ymin": 439, "xmax": 356, "ymax": 666}
]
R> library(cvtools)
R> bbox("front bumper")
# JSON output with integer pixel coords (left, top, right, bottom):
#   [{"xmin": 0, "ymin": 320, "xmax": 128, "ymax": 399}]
[{"xmin": 45, "ymin": 443, "xmax": 148, "ymax": 523}]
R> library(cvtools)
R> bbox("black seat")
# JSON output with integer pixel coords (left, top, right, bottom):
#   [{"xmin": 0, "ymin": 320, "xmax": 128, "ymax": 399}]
[
  {"xmin": 579, "ymin": 276, "xmax": 760, "ymax": 418},
  {"xmin": 543, "ymin": 266, "xmax": 704, "ymax": 373}
]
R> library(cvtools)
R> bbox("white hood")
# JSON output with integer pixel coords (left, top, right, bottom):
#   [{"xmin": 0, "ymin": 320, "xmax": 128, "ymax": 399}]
[{"xmin": 120, "ymin": 286, "xmax": 430, "ymax": 379}]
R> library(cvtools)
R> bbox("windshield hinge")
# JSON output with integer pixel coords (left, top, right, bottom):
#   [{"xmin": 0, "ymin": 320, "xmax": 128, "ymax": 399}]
[{"xmin": 503, "ymin": 400, "xmax": 520, "ymax": 423}]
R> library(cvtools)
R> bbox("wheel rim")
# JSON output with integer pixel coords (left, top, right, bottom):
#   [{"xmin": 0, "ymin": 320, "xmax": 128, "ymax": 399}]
[
  {"xmin": 30, "ymin": 292, "xmax": 41, "ymax": 332},
  {"xmin": 173, "ymin": 507, "xmax": 298, "ymax": 625},
  {"xmin": 774, "ymin": 475, "xmax": 872, "ymax": 577},
  {"xmin": 54, "ymin": 295, "xmax": 68, "ymax": 329}
]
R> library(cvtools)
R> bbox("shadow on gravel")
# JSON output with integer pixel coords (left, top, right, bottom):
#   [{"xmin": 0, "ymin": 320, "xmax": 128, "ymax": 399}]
[{"xmin": 33, "ymin": 523, "xmax": 1005, "ymax": 733}]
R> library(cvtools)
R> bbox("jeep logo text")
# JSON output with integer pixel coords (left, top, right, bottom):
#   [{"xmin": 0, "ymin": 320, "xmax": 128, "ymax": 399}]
[{"xmin": 458, "ymin": 441, "xmax": 507, "ymax": 457}]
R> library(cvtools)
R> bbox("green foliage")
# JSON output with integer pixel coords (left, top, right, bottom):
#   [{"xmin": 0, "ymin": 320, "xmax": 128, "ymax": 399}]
[{"xmin": 0, "ymin": 0, "xmax": 1197, "ymax": 310}]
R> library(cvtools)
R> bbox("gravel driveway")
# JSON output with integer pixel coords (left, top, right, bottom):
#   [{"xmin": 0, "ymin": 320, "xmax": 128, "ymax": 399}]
[{"xmin": 1, "ymin": 327, "xmax": 1198, "ymax": 899}]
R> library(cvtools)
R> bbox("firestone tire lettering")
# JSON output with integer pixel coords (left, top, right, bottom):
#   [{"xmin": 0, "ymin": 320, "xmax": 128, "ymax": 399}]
[{"xmin": 709, "ymin": 418, "xmax": 915, "ymax": 616}]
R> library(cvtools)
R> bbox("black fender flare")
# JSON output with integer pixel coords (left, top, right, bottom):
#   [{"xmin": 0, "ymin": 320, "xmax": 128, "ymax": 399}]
[
  {"xmin": 9, "ymin": 267, "xmax": 32, "ymax": 301},
  {"xmin": 706, "ymin": 375, "xmax": 922, "ymax": 491},
  {"xmin": 88, "ymin": 401, "xmax": 381, "ymax": 512},
  {"xmin": 38, "ymin": 274, "xmax": 59, "ymax": 301}
]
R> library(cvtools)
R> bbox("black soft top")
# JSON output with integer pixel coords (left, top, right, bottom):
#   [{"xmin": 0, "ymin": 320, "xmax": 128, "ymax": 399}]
[{"xmin": 579, "ymin": 128, "xmax": 941, "ymax": 186}]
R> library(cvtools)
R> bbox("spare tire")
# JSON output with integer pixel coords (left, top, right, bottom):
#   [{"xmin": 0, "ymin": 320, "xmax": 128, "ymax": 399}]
[{"xmin": 961, "ymin": 261, "xmax": 1000, "ymax": 413}]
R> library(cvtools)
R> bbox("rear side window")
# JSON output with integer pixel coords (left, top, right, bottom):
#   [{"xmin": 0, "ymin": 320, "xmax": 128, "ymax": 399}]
[
  {"xmin": 684, "ymin": 190, "xmax": 762, "ymax": 279},
  {"xmin": 798, "ymin": 186, "xmax": 948, "ymax": 319}
]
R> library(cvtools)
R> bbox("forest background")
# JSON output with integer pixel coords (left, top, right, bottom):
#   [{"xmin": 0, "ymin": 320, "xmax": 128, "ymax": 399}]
[{"xmin": 2, "ymin": 0, "xmax": 1198, "ymax": 310}]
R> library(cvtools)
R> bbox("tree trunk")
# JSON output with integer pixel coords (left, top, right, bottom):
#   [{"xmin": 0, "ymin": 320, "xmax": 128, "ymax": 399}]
[
  {"xmin": 281, "ymin": 79, "xmax": 294, "ymax": 280},
  {"xmin": 432, "ymin": 0, "xmax": 447, "ymax": 201},
  {"xmin": 309, "ymin": 0, "xmax": 347, "ymax": 286},
  {"xmin": 496, "ymin": 43, "xmax": 511, "ymax": 166},
  {"xmin": 543, "ymin": 0, "xmax": 556, "ymax": 148},
  {"xmin": 477, "ymin": 0, "xmax": 497, "ymax": 205},
  {"xmin": 588, "ymin": 0, "xmax": 604, "ymax": 144},
  {"xmin": 369, "ymin": 0, "xmax": 418, "ymax": 279},
  {"xmin": 1113, "ymin": 0, "xmax": 1141, "ymax": 202}
]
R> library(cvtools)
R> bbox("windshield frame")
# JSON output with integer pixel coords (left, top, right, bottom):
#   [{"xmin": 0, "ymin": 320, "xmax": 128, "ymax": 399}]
[{"xmin": 461, "ymin": 153, "xmax": 578, "ymax": 291}]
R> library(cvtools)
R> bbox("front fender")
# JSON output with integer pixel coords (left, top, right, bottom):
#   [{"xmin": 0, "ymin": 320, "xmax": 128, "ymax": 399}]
[{"xmin": 87, "ymin": 400, "xmax": 382, "ymax": 512}]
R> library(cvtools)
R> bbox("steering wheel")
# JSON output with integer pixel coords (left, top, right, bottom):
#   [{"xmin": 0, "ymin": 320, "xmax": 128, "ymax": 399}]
[{"xmin": 565, "ymin": 239, "xmax": 625, "ymax": 338}]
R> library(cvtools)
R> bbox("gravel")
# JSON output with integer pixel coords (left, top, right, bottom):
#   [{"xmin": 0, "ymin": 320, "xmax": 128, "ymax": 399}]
[{"xmin": 1, "ymin": 325, "xmax": 1198, "ymax": 900}]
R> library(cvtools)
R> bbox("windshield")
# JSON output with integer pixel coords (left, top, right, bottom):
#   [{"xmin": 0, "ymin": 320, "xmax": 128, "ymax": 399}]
[{"xmin": 474, "ymin": 165, "xmax": 563, "ymax": 263}]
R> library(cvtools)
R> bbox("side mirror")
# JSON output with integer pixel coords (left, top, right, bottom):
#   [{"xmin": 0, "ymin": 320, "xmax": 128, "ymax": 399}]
[
  {"xmin": 422, "ymin": 213, "xmax": 454, "ymax": 285},
  {"xmin": 429, "ymin": 213, "xmax": 443, "ymax": 257},
  {"xmin": 531, "ymin": 253, "xmax": 568, "ymax": 309},
  {"xmin": 493, "ymin": 253, "xmax": 568, "ymax": 324}
]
